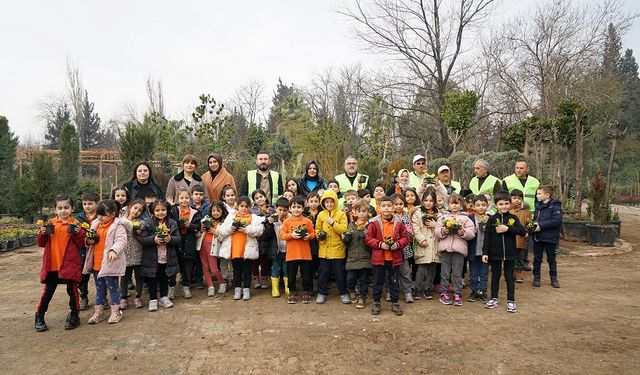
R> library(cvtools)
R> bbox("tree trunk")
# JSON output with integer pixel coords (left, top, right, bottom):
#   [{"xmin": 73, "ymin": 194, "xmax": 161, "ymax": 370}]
[
  {"xmin": 573, "ymin": 112, "xmax": 584, "ymax": 219},
  {"xmin": 604, "ymin": 122, "xmax": 619, "ymax": 224}
]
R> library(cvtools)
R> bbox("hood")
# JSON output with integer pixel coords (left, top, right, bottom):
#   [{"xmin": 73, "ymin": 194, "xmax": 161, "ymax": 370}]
[
  {"xmin": 535, "ymin": 199, "xmax": 562, "ymax": 211},
  {"xmin": 320, "ymin": 189, "xmax": 339, "ymax": 213}
]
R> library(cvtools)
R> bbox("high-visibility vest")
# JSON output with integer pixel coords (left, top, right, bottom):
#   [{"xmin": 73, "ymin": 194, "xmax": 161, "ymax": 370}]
[
  {"xmin": 334, "ymin": 173, "xmax": 368, "ymax": 193},
  {"xmin": 443, "ymin": 180, "xmax": 462, "ymax": 195},
  {"xmin": 247, "ymin": 170, "xmax": 280, "ymax": 204},
  {"xmin": 409, "ymin": 171, "xmax": 422, "ymax": 190},
  {"xmin": 469, "ymin": 174, "xmax": 501, "ymax": 196},
  {"xmin": 503, "ymin": 174, "xmax": 540, "ymax": 212}
]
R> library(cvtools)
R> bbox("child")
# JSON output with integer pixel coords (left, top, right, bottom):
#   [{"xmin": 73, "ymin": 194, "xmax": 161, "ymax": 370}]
[
  {"xmin": 342, "ymin": 189, "xmax": 358, "ymax": 223},
  {"xmin": 34, "ymin": 195, "xmax": 85, "ymax": 332},
  {"xmin": 200, "ymin": 200, "xmax": 229, "ymax": 296},
  {"xmin": 482, "ymin": 192, "xmax": 526, "ymax": 312},
  {"xmin": 144, "ymin": 192, "xmax": 158, "ymax": 208},
  {"xmin": 111, "ymin": 186, "xmax": 130, "ymax": 217},
  {"xmin": 282, "ymin": 190, "xmax": 295, "ymax": 202},
  {"xmin": 327, "ymin": 179, "xmax": 344, "ymax": 209},
  {"xmin": 281, "ymin": 195, "xmax": 316, "ymax": 304},
  {"xmin": 190, "ymin": 185, "xmax": 210, "ymax": 217},
  {"xmin": 271, "ymin": 197, "xmax": 290, "ymax": 297},
  {"xmin": 171, "ymin": 188, "xmax": 203, "ymax": 299},
  {"xmin": 532, "ymin": 185, "xmax": 563, "ymax": 288},
  {"xmin": 315, "ymin": 189, "xmax": 349, "ymax": 304},
  {"xmin": 435, "ymin": 193, "xmax": 475, "ymax": 306},
  {"xmin": 251, "ymin": 189, "xmax": 275, "ymax": 289},
  {"xmin": 217, "ymin": 196, "xmax": 264, "ymax": 301},
  {"xmin": 436, "ymin": 192, "xmax": 447, "ymax": 214},
  {"xmin": 467, "ymin": 195, "xmax": 490, "ymax": 303},
  {"xmin": 371, "ymin": 183, "xmax": 386, "ymax": 213},
  {"xmin": 412, "ymin": 190, "xmax": 440, "ymax": 300},
  {"xmin": 303, "ymin": 193, "xmax": 321, "ymax": 279},
  {"xmin": 510, "ymin": 189, "xmax": 531, "ymax": 283},
  {"xmin": 344, "ymin": 199, "xmax": 373, "ymax": 309},
  {"xmin": 120, "ymin": 199, "xmax": 147, "ymax": 309},
  {"xmin": 404, "ymin": 187, "xmax": 419, "ymax": 217},
  {"xmin": 140, "ymin": 200, "xmax": 181, "ymax": 311},
  {"xmin": 83, "ymin": 199, "xmax": 128, "ymax": 324},
  {"xmin": 463, "ymin": 194, "xmax": 475, "ymax": 216},
  {"xmin": 75, "ymin": 191, "xmax": 99, "ymax": 311},
  {"xmin": 357, "ymin": 188, "xmax": 377, "ymax": 218},
  {"xmin": 285, "ymin": 178, "xmax": 300, "ymax": 197},
  {"xmin": 390, "ymin": 194, "xmax": 415, "ymax": 303},
  {"xmin": 365, "ymin": 196, "xmax": 410, "ymax": 315},
  {"xmin": 220, "ymin": 185, "xmax": 237, "ymax": 212}
]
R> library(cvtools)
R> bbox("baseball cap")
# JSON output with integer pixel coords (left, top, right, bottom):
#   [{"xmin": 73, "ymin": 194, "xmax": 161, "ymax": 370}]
[
  {"xmin": 412, "ymin": 154, "xmax": 426, "ymax": 164},
  {"xmin": 437, "ymin": 165, "xmax": 450, "ymax": 173}
]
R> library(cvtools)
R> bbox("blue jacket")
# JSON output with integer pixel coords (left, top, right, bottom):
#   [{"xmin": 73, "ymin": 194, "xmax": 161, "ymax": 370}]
[{"xmin": 533, "ymin": 200, "xmax": 563, "ymax": 244}]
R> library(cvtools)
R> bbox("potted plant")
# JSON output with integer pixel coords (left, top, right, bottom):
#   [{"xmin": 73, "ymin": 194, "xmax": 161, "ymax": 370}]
[
  {"xmin": 608, "ymin": 208, "xmax": 621, "ymax": 238},
  {"xmin": 0, "ymin": 231, "xmax": 10, "ymax": 252},
  {"xmin": 18, "ymin": 228, "xmax": 37, "ymax": 247},
  {"xmin": 561, "ymin": 198, "xmax": 593, "ymax": 241},
  {"xmin": 585, "ymin": 171, "xmax": 616, "ymax": 247},
  {"xmin": 5, "ymin": 228, "xmax": 19, "ymax": 251}
]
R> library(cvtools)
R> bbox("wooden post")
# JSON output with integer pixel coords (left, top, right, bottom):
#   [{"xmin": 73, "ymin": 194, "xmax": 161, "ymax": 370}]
[{"xmin": 99, "ymin": 159, "xmax": 103, "ymax": 198}]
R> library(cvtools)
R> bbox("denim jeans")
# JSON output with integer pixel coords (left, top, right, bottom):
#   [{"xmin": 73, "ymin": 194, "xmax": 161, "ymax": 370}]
[
  {"xmin": 533, "ymin": 241, "xmax": 558, "ymax": 278},
  {"xmin": 468, "ymin": 255, "xmax": 488, "ymax": 293},
  {"xmin": 317, "ymin": 258, "xmax": 347, "ymax": 296},
  {"xmin": 373, "ymin": 262, "xmax": 399, "ymax": 303},
  {"xmin": 271, "ymin": 252, "xmax": 287, "ymax": 278},
  {"xmin": 347, "ymin": 268, "xmax": 371, "ymax": 297},
  {"xmin": 93, "ymin": 272, "xmax": 120, "ymax": 306}
]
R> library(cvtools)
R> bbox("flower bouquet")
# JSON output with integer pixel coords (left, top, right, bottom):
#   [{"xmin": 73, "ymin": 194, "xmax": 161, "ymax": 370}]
[
  {"xmin": 526, "ymin": 214, "xmax": 536, "ymax": 234},
  {"xmin": 422, "ymin": 212, "xmax": 439, "ymax": 225},
  {"xmin": 156, "ymin": 223, "xmax": 170, "ymax": 238},
  {"xmin": 477, "ymin": 215, "xmax": 489, "ymax": 233},
  {"xmin": 67, "ymin": 220, "xmax": 80, "ymax": 234},
  {"xmin": 444, "ymin": 218, "xmax": 462, "ymax": 232},
  {"xmin": 202, "ymin": 216, "xmax": 214, "ymax": 230},
  {"xmin": 132, "ymin": 220, "xmax": 143, "ymax": 235},
  {"xmin": 178, "ymin": 217, "xmax": 188, "ymax": 229},
  {"xmin": 317, "ymin": 230, "xmax": 327, "ymax": 241},
  {"xmin": 232, "ymin": 217, "xmax": 248, "ymax": 230},
  {"xmin": 37, "ymin": 220, "xmax": 55, "ymax": 235},
  {"xmin": 81, "ymin": 222, "xmax": 99, "ymax": 241}
]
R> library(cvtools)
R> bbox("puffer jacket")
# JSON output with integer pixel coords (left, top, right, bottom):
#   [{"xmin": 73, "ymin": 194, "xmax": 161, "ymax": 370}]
[
  {"xmin": 217, "ymin": 212, "xmax": 265, "ymax": 260},
  {"xmin": 534, "ymin": 200, "xmax": 563, "ymax": 244},
  {"xmin": 37, "ymin": 219, "xmax": 85, "ymax": 283},
  {"xmin": 344, "ymin": 222, "xmax": 372, "ymax": 270},
  {"xmin": 365, "ymin": 214, "xmax": 410, "ymax": 267},
  {"xmin": 120, "ymin": 218, "xmax": 144, "ymax": 266},
  {"xmin": 252, "ymin": 205, "xmax": 277, "ymax": 256},
  {"xmin": 435, "ymin": 212, "xmax": 476, "ymax": 257},
  {"xmin": 171, "ymin": 206, "xmax": 203, "ymax": 260},
  {"xmin": 139, "ymin": 218, "xmax": 181, "ymax": 278},
  {"xmin": 315, "ymin": 189, "xmax": 348, "ymax": 259},
  {"xmin": 411, "ymin": 208, "xmax": 440, "ymax": 264},
  {"xmin": 83, "ymin": 218, "xmax": 128, "ymax": 277}
]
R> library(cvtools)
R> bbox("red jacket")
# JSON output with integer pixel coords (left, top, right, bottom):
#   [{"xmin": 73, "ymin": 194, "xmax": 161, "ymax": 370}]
[
  {"xmin": 37, "ymin": 229, "xmax": 85, "ymax": 283},
  {"xmin": 365, "ymin": 215, "xmax": 409, "ymax": 267}
]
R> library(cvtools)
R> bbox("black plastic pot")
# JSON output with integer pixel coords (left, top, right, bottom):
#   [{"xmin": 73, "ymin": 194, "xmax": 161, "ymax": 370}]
[
  {"xmin": 562, "ymin": 220, "xmax": 594, "ymax": 241},
  {"xmin": 0, "ymin": 241, "xmax": 7, "ymax": 252},
  {"xmin": 585, "ymin": 224, "xmax": 616, "ymax": 247},
  {"xmin": 6, "ymin": 239, "xmax": 16, "ymax": 251},
  {"xmin": 608, "ymin": 220, "xmax": 621, "ymax": 238},
  {"xmin": 19, "ymin": 236, "xmax": 36, "ymax": 247}
]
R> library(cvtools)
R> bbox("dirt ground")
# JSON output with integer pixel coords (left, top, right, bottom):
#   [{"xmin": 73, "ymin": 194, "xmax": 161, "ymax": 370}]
[{"xmin": 0, "ymin": 206, "xmax": 638, "ymax": 375}]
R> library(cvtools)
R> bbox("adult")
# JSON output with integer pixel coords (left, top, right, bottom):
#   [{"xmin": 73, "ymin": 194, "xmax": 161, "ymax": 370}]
[
  {"xmin": 468, "ymin": 159, "xmax": 502, "ymax": 198},
  {"xmin": 437, "ymin": 165, "xmax": 461, "ymax": 195},
  {"xmin": 408, "ymin": 154, "xmax": 429, "ymax": 189},
  {"xmin": 386, "ymin": 169, "xmax": 411, "ymax": 196},
  {"xmin": 165, "ymin": 154, "xmax": 208, "ymax": 206},
  {"xmin": 334, "ymin": 156, "xmax": 369, "ymax": 194},
  {"xmin": 297, "ymin": 160, "xmax": 327, "ymax": 198},
  {"xmin": 201, "ymin": 153, "xmax": 236, "ymax": 203},
  {"xmin": 502, "ymin": 160, "xmax": 540, "ymax": 212},
  {"xmin": 240, "ymin": 152, "xmax": 283, "ymax": 204},
  {"xmin": 122, "ymin": 161, "xmax": 164, "ymax": 201}
]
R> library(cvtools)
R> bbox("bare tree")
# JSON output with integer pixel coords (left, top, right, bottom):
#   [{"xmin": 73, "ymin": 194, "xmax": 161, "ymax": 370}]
[
  {"xmin": 341, "ymin": 0, "xmax": 496, "ymax": 156},
  {"xmin": 66, "ymin": 59, "xmax": 85, "ymax": 151},
  {"xmin": 146, "ymin": 77, "xmax": 165, "ymax": 116},
  {"xmin": 233, "ymin": 80, "xmax": 267, "ymax": 125}
]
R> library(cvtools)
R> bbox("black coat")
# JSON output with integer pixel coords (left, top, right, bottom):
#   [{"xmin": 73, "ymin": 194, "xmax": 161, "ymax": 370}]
[
  {"xmin": 139, "ymin": 218, "xmax": 181, "ymax": 278},
  {"xmin": 534, "ymin": 200, "xmax": 563, "ymax": 244},
  {"xmin": 482, "ymin": 212, "xmax": 526, "ymax": 261},
  {"xmin": 252, "ymin": 206, "xmax": 276, "ymax": 256},
  {"xmin": 171, "ymin": 206, "xmax": 203, "ymax": 260},
  {"xmin": 123, "ymin": 179, "xmax": 165, "ymax": 201}
]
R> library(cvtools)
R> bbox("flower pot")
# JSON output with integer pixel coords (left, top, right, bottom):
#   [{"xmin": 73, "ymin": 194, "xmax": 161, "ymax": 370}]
[
  {"xmin": 67, "ymin": 224, "xmax": 77, "ymax": 234},
  {"xmin": 0, "ymin": 241, "xmax": 7, "ymax": 252},
  {"xmin": 585, "ymin": 224, "xmax": 616, "ymax": 247},
  {"xmin": 45, "ymin": 224, "xmax": 55, "ymax": 235},
  {"xmin": 203, "ymin": 221, "xmax": 212, "ymax": 230},
  {"xmin": 608, "ymin": 220, "xmax": 621, "ymax": 238},
  {"xmin": 562, "ymin": 220, "xmax": 594, "ymax": 241},
  {"xmin": 6, "ymin": 239, "xmax": 16, "ymax": 251},
  {"xmin": 19, "ymin": 236, "xmax": 36, "ymax": 247},
  {"xmin": 342, "ymin": 232, "xmax": 353, "ymax": 243},
  {"xmin": 317, "ymin": 231, "xmax": 327, "ymax": 241}
]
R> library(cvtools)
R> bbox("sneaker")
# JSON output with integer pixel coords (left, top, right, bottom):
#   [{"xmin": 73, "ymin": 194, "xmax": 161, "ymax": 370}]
[
  {"xmin": 413, "ymin": 292, "xmax": 422, "ymax": 301},
  {"xmin": 439, "ymin": 293, "xmax": 452, "ymax": 305},
  {"xmin": 182, "ymin": 286, "xmax": 192, "ymax": 299},
  {"xmin": 484, "ymin": 298, "xmax": 499, "ymax": 309},
  {"xmin": 207, "ymin": 286, "xmax": 216, "ymax": 297},
  {"xmin": 287, "ymin": 294, "xmax": 297, "ymax": 304},
  {"xmin": 551, "ymin": 277, "xmax": 560, "ymax": 288},
  {"xmin": 424, "ymin": 290, "xmax": 434, "ymax": 300},
  {"xmin": 468, "ymin": 291, "xmax": 478, "ymax": 302},
  {"xmin": 65, "ymin": 311, "xmax": 80, "ymax": 330},
  {"xmin": 148, "ymin": 299, "xmax": 158, "ymax": 311},
  {"xmin": 195, "ymin": 280, "xmax": 206, "ymax": 290},
  {"xmin": 349, "ymin": 291, "xmax": 357, "ymax": 302},
  {"xmin": 371, "ymin": 302, "xmax": 381, "ymax": 315},
  {"xmin": 302, "ymin": 294, "xmax": 311, "ymax": 304},
  {"xmin": 405, "ymin": 292, "xmax": 414, "ymax": 303},
  {"xmin": 35, "ymin": 312, "xmax": 48, "ymax": 332},
  {"xmin": 233, "ymin": 287, "xmax": 242, "ymax": 300},
  {"xmin": 119, "ymin": 298, "xmax": 128, "ymax": 310},
  {"xmin": 218, "ymin": 283, "xmax": 227, "ymax": 294},
  {"xmin": 340, "ymin": 294, "xmax": 352, "ymax": 304},
  {"xmin": 79, "ymin": 297, "xmax": 89, "ymax": 311},
  {"xmin": 253, "ymin": 276, "xmax": 261, "ymax": 289},
  {"xmin": 316, "ymin": 293, "xmax": 326, "ymax": 304},
  {"xmin": 453, "ymin": 294, "xmax": 463, "ymax": 306},
  {"xmin": 391, "ymin": 303, "xmax": 403, "ymax": 316},
  {"xmin": 477, "ymin": 291, "xmax": 489, "ymax": 303},
  {"xmin": 168, "ymin": 286, "xmax": 176, "ymax": 300},
  {"xmin": 242, "ymin": 288, "xmax": 251, "ymax": 301},
  {"xmin": 261, "ymin": 276, "xmax": 269, "ymax": 289},
  {"xmin": 385, "ymin": 292, "xmax": 391, "ymax": 302},
  {"xmin": 356, "ymin": 297, "xmax": 365, "ymax": 309},
  {"xmin": 533, "ymin": 278, "xmax": 541, "ymax": 287},
  {"xmin": 515, "ymin": 271, "xmax": 524, "ymax": 283},
  {"xmin": 134, "ymin": 298, "xmax": 143, "ymax": 309},
  {"xmin": 507, "ymin": 300, "xmax": 517, "ymax": 313},
  {"xmin": 159, "ymin": 296, "xmax": 174, "ymax": 308}
]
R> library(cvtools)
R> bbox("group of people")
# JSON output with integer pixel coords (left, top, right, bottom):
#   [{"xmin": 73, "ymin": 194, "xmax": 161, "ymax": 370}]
[{"xmin": 33, "ymin": 152, "xmax": 563, "ymax": 331}]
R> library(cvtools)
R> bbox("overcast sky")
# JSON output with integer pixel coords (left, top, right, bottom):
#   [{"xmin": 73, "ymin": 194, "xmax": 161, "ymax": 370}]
[{"xmin": 1, "ymin": 0, "xmax": 639, "ymax": 143}]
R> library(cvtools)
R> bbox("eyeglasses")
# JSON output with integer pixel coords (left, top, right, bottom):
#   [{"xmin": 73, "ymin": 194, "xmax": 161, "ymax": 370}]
[{"xmin": 415, "ymin": 162, "xmax": 425, "ymax": 165}]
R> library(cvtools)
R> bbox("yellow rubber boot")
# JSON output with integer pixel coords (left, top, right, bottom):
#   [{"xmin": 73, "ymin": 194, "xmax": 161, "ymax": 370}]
[
  {"xmin": 283, "ymin": 277, "xmax": 290, "ymax": 296},
  {"xmin": 271, "ymin": 277, "xmax": 281, "ymax": 298}
]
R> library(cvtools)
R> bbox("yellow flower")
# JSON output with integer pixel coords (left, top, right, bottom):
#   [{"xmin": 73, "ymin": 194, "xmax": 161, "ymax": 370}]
[
  {"xmin": 508, "ymin": 218, "xmax": 515, "ymax": 226},
  {"xmin": 81, "ymin": 222, "xmax": 90, "ymax": 230},
  {"xmin": 36, "ymin": 220, "xmax": 45, "ymax": 226}
]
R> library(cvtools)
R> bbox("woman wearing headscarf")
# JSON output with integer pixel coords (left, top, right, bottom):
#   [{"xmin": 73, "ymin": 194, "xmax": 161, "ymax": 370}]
[
  {"xmin": 201, "ymin": 153, "xmax": 236, "ymax": 202},
  {"xmin": 297, "ymin": 160, "xmax": 327, "ymax": 198},
  {"xmin": 386, "ymin": 169, "xmax": 412, "ymax": 196}
]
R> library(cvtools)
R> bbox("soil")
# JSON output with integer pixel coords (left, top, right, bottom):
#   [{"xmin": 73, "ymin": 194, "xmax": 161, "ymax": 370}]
[{"xmin": 1, "ymin": 206, "xmax": 638, "ymax": 374}]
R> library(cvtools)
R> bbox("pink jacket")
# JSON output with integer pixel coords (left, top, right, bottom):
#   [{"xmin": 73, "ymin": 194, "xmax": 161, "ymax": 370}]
[
  {"xmin": 435, "ymin": 212, "xmax": 476, "ymax": 257},
  {"xmin": 83, "ymin": 218, "xmax": 128, "ymax": 277}
]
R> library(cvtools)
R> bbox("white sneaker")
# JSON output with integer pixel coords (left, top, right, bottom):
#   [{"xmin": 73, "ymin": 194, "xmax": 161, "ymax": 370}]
[
  {"xmin": 167, "ymin": 286, "xmax": 176, "ymax": 300},
  {"xmin": 242, "ymin": 288, "xmax": 251, "ymax": 301},
  {"xmin": 507, "ymin": 300, "xmax": 517, "ymax": 313},
  {"xmin": 182, "ymin": 286, "xmax": 192, "ymax": 299},
  {"xmin": 207, "ymin": 286, "xmax": 216, "ymax": 297},
  {"xmin": 405, "ymin": 292, "xmax": 414, "ymax": 303},
  {"xmin": 159, "ymin": 296, "xmax": 174, "ymax": 308},
  {"xmin": 233, "ymin": 287, "xmax": 242, "ymax": 300},
  {"xmin": 218, "ymin": 283, "xmax": 227, "ymax": 294},
  {"xmin": 148, "ymin": 299, "xmax": 158, "ymax": 312}
]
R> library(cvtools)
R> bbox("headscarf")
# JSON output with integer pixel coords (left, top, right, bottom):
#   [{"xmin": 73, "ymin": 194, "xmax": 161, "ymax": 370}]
[
  {"xmin": 397, "ymin": 169, "xmax": 410, "ymax": 190},
  {"xmin": 305, "ymin": 160, "xmax": 320, "ymax": 181},
  {"xmin": 208, "ymin": 153, "xmax": 223, "ymax": 180}
]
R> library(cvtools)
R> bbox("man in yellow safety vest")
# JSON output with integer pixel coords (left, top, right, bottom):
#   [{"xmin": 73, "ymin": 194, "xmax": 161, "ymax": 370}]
[
  {"xmin": 241, "ymin": 152, "xmax": 283, "ymax": 204},
  {"xmin": 437, "ymin": 165, "xmax": 461, "ymax": 195},
  {"xmin": 468, "ymin": 159, "xmax": 502, "ymax": 199},
  {"xmin": 502, "ymin": 160, "xmax": 539, "ymax": 213},
  {"xmin": 334, "ymin": 156, "xmax": 369, "ymax": 194}
]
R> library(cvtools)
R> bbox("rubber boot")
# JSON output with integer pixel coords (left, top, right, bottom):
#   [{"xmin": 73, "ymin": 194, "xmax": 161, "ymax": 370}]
[
  {"xmin": 271, "ymin": 277, "xmax": 281, "ymax": 298},
  {"xmin": 88, "ymin": 305, "xmax": 105, "ymax": 324},
  {"xmin": 108, "ymin": 304, "xmax": 123, "ymax": 324},
  {"xmin": 283, "ymin": 277, "xmax": 290, "ymax": 296}
]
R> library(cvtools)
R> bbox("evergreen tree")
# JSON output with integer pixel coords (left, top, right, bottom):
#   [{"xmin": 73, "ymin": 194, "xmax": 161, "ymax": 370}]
[
  {"xmin": 80, "ymin": 90, "xmax": 103, "ymax": 149},
  {"xmin": 57, "ymin": 123, "xmax": 80, "ymax": 196},
  {"xmin": 118, "ymin": 119, "xmax": 157, "ymax": 177},
  {"xmin": 266, "ymin": 78, "xmax": 295, "ymax": 133},
  {"xmin": 0, "ymin": 116, "xmax": 18, "ymax": 213},
  {"xmin": 602, "ymin": 23, "xmax": 622, "ymax": 76},
  {"xmin": 31, "ymin": 153, "xmax": 57, "ymax": 213},
  {"xmin": 44, "ymin": 103, "xmax": 71, "ymax": 149},
  {"xmin": 619, "ymin": 49, "xmax": 640, "ymax": 133},
  {"xmin": 244, "ymin": 123, "xmax": 265, "ymax": 156}
]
